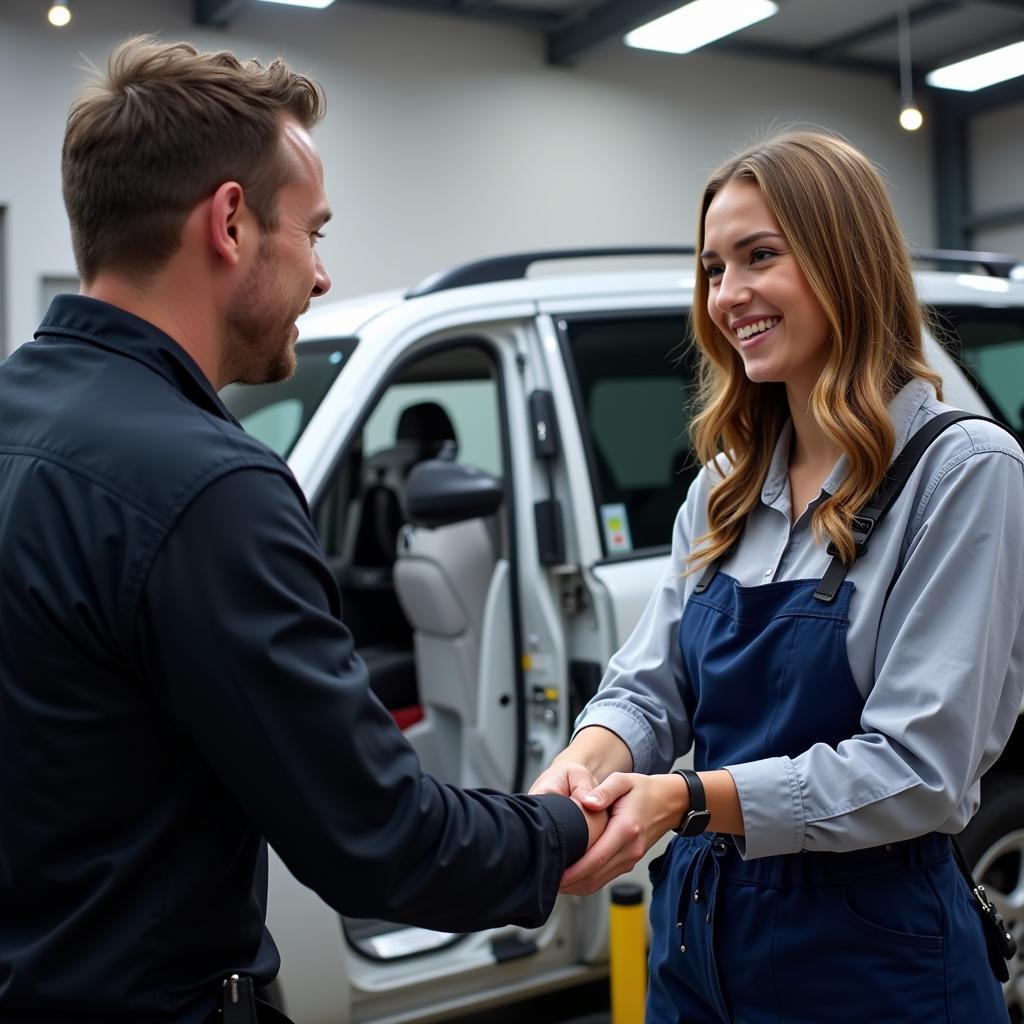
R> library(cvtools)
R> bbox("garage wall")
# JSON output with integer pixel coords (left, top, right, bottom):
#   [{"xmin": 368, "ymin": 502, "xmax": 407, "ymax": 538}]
[
  {"xmin": 0, "ymin": 0, "xmax": 937, "ymax": 352},
  {"xmin": 970, "ymin": 100, "xmax": 1024, "ymax": 258}
]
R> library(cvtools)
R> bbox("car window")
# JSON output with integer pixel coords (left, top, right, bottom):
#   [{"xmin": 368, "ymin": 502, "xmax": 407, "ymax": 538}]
[
  {"xmin": 559, "ymin": 314, "xmax": 697, "ymax": 556},
  {"xmin": 931, "ymin": 308, "xmax": 1024, "ymax": 438},
  {"xmin": 220, "ymin": 338, "xmax": 358, "ymax": 457},
  {"xmin": 363, "ymin": 377, "xmax": 501, "ymax": 477}
]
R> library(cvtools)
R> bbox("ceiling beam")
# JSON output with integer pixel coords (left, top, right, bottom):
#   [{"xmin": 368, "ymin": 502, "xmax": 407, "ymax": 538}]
[
  {"xmin": 193, "ymin": 0, "xmax": 249, "ymax": 27},
  {"xmin": 345, "ymin": 0, "xmax": 559, "ymax": 30},
  {"xmin": 547, "ymin": 0, "xmax": 682, "ymax": 66},
  {"xmin": 706, "ymin": 38, "xmax": 897, "ymax": 78},
  {"xmin": 806, "ymin": 0, "xmax": 958, "ymax": 60},
  {"xmin": 960, "ymin": 0, "xmax": 1024, "ymax": 9}
]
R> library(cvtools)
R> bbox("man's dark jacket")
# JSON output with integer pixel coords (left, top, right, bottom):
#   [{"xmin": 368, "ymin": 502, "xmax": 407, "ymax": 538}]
[{"xmin": 0, "ymin": 295, "xmax": 586, "ymax": 1023}]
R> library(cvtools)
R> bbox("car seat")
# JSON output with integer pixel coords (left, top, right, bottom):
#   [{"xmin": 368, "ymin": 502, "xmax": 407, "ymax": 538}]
[{"xmin": 392, "ymin": 499, "xmax": 501, "ymax": 783}]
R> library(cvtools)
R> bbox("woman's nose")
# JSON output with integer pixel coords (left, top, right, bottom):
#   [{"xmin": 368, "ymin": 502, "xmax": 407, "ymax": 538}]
[{"xmin": 714, "ymin": 266, "xmax": 750, "ymax": 311}]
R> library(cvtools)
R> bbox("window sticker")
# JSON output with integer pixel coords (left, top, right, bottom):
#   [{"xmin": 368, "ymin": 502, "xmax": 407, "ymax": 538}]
[{"xmin": 601, "ymin": 503, "xmax": 633, "ymax": 554}]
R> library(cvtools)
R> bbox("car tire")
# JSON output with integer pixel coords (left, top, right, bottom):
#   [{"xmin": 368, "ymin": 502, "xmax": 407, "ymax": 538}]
[{"xmin": 957, "ymin": 770, "xmax": 1024, "ymax": 1021}]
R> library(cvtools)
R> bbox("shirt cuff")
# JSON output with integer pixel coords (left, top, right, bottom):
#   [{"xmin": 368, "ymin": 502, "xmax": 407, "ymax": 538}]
[
  {"xmin": 724, "ymin": 756, "xmax": 804, "ymax": 859},
  {"xmin": 572, "ymin": 700, "xmax": 652, "ymax": 773},
  {"xmin": 532, "ymin": 794, "xmax": 589, "ymax": 866}
]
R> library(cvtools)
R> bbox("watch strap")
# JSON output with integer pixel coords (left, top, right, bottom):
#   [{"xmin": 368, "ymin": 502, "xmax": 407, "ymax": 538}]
[{"xmin": 672, "ymin": 768, "xmax": 712, "ymax": 837}]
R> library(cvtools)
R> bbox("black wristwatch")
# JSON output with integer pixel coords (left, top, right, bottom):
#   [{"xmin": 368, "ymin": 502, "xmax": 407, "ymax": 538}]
[{"xmin": 672, "ymin": 768, "xmax": 712, "ymax": 837}]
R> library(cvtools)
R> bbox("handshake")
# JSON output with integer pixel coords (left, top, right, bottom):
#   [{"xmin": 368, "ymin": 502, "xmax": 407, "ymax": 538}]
[{"xmin": 528, "ymin": 756, "xmax": 691, "ymax": 896}]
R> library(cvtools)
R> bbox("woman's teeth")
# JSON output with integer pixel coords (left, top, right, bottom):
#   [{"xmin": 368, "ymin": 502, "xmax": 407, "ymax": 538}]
[{"xmin": 735, "ymin": 317, "xmax": 780, "ymax": 341}]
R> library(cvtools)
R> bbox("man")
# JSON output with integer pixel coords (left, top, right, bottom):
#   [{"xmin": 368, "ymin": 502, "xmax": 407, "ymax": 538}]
[{"xmin": 0, "ymin": 37, "xmax": 603, "ymax": 1023}]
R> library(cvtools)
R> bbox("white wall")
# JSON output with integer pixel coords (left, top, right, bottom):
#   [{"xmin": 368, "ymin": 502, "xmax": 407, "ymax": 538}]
[{"xmin": 0, "ymin": 0, "xmax": 940, "ymax": 352}]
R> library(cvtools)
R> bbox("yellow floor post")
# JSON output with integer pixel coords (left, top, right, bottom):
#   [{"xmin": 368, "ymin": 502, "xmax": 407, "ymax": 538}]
[{"xmin": 609, "ymin": 882, "xmax": 646, "ymax": 1024}]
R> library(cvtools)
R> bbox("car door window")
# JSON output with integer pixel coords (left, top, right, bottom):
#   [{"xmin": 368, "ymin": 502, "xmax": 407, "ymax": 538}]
[
  {"xmin": 363, "ymin": 377, "xmax": 502, "ymax": 477},
  {"xmin": 220, "ymin": 339, "xmax": 357, "ymax": 456},
  {"xmin": 934, "ymin": 307, "xmax": 1024, "ymax": 438},
  {"xmin": 559, "ymin": 314, "xmax": 697, "ymax": 555}
]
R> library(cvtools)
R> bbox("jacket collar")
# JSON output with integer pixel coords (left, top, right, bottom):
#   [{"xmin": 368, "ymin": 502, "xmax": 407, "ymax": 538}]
[{"xmin": 34, "ymin": 294, "xmax": 239, "ymax": 425}]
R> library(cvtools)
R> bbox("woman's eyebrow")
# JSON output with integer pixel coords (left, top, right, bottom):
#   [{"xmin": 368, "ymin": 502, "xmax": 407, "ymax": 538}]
[{"xmin": 700, "ymin": 230, "xmax": 785, "ymax": 260}]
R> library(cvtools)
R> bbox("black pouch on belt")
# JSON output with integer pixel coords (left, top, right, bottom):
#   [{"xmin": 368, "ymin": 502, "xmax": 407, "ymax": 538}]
[
  {"xmin": 210, "ymin": 976, "xmax": 296, "ymax": 1024},
  {"xmin": 953, "ymin": 839, "xmax": 1016, "ymax": 983},
  {"xmin": 222, "ymin": 975, "xmax": 257, "ymax": 1024}
]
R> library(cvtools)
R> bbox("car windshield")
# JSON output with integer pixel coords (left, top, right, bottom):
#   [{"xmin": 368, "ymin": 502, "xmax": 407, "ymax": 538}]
[
  {"xmin": 932, "ymin": 307, "xmax": 1024, "ymax": 440},
  {"xmin": 219, "ymin": 338, "xmax": 358, "ymax": 457}
]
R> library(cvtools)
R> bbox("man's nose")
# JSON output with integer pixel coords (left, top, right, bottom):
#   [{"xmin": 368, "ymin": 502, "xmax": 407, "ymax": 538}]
[{"xmin": 312, "ymin": 252, "xmax": 331, "ymax": 297}]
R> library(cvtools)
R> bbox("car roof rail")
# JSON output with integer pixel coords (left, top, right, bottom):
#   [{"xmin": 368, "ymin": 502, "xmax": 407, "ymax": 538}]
[
  {"xmin": 911, "ymin": 248, "xmax": 1019, "ymax": 278},
  {"xmin": 406, "ymin": 246, "xmax": 697, "ymax": 298}
]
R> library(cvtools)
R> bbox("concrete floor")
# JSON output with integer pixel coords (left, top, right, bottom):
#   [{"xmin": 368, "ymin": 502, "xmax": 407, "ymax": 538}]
[{"xmin": 452, "ymin": 979, "xmax": 609, "ymax": 1024}]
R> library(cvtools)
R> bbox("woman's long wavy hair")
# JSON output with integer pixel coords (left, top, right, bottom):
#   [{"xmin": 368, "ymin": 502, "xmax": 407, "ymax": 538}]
[{"xmin": 689, "ymin": 131, "xmax": 942, "ymax": 571}]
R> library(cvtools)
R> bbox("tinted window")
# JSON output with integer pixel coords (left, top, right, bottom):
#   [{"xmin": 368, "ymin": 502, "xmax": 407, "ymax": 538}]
[
  {"xmin": 220, "ymin": 338, "xmax": 358, "ymax": 456},
  {"xmin": 561, "ymin": 314, "xmax": 696, "ymax": 555},
  {"xmin": 932, "ymin": 308, "xmax": 1024, "ymax": 438}
]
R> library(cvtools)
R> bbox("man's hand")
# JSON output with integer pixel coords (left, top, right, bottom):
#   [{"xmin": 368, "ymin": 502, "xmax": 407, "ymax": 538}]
[
  {"xmin": 572, "ymin": 796, "xmax": 609, "ymax": 851},
  {"xmin": 558, "ymin": 771, "xmax": 687, "ymax": 896}
]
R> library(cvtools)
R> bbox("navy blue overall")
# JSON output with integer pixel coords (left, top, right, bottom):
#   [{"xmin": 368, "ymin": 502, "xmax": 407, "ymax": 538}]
[{"xmin": 646, "ymin": 572, "xmax": 1007, "ymax": 1022}]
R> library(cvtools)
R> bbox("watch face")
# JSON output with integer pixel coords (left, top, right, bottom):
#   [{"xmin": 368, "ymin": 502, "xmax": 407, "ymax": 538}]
[{"xmin": 679, "ymin": 810, "xmax": 712, "ymax": 837}]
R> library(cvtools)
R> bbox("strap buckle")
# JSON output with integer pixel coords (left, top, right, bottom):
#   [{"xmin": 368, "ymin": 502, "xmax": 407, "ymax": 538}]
[{"xmin": 826, "ymin": 515, "xmax": 875, "ymax": 560}]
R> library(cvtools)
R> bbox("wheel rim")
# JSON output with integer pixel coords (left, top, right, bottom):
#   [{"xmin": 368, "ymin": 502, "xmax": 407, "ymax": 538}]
[{"xmin": 974, "ymin": 828, "xmax": 1024, "ymax": 1019}]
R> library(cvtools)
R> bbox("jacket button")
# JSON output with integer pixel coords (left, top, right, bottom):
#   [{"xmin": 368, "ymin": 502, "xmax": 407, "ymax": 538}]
[
  {"xmin": 713, "ymin": 839, "xmax": 727, "ymax": 853},
  {"xmin": 679, "ymin": 944, "xmax": 687, "ymax": 954}
]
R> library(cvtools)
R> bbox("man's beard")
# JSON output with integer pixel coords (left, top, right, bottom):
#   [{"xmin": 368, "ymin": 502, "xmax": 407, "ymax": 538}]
[{"xmin": 222, "ymin": 239, "xmax": 307, "ymax": 386}]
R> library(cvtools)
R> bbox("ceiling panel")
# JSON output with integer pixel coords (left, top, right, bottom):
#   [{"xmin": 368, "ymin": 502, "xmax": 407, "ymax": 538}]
[
  {"xmin": 731, "ymin": 0, "xmax": 915, "ymax": 49},
  {"xmin": 200, "ymin": 0, "xmax": 1024, "ymax": 81}
]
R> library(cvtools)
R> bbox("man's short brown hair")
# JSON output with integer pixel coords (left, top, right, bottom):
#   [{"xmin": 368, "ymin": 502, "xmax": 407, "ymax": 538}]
[{"xmin": 62, "ymin": 35, "xmax": 326, "ymax": 283}]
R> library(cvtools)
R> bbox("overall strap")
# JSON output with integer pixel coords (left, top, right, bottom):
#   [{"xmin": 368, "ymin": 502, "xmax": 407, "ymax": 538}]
[
  {"xmin": 813, "ymin": 411, "xmax": 1008, "ymax": 602},
  {"xmin": 692, "ymin": 533, "xmax": 741, "ymax": 594}
]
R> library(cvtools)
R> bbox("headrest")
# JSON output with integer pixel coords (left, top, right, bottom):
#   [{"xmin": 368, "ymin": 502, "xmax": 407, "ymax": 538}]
[{"xmin": 396, "ymin": 402, "xmax": 457, "ymax": 460}]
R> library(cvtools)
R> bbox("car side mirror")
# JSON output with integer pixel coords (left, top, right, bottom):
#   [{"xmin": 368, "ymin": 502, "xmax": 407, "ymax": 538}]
[{"xmin": 404, "ymin": 459, "xmax": 504, "ymax": 528}]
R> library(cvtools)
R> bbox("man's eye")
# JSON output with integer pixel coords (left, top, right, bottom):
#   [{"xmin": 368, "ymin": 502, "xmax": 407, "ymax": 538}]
[{"xmin": 313, "ymin": 231, "xmax": 326, "ymax": 243}]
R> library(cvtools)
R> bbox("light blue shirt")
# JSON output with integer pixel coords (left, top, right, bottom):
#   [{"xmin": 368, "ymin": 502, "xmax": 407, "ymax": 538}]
[{"xmin": 576, "ymin": 379, "xmax": 1024, "ymax": 859}]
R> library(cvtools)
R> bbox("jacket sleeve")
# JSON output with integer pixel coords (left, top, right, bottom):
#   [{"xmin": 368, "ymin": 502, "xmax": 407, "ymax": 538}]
[{"xmin": 131, "ymin": 466, "xmax": 587, "ymax": 932}]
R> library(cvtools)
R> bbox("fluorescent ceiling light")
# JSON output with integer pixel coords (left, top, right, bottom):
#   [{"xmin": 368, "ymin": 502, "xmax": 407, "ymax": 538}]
[
  {"xmin": 255, "ymin": 0, "xmax": 336, "ymax": 8},
  {"xmin": 925, "ymin": 39, "xmax": 1024, "ymax": 91},
  {"xmin": 625, "ymin": 0, "xmax": 778, "ymax": 55}
]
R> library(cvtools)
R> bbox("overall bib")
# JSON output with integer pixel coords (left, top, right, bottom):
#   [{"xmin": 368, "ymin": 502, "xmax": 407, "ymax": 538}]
[{"xmin": 646, "ymin": 571, "xmax": 1007, "ymax": 1023}]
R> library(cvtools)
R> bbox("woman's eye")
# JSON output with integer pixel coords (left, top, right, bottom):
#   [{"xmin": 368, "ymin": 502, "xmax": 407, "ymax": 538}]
[
  {"xmin": 750, "ymin": 248, "xmax": 776, "ymax": 264},
  {"xmin": 703, "ymin": 264, "xmax": 723, "ymax": 280}
]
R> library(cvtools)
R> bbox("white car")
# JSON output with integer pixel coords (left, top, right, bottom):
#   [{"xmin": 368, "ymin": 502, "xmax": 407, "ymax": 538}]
[{"xmin": 221, "ymin": 247, "xmax": 1024, "ymax": 1024}]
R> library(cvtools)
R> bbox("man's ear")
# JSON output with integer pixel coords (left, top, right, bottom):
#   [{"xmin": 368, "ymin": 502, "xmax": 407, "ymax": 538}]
[{"xmin": 208, "ymin": 181, "xmax": 249, "ymax": 267}]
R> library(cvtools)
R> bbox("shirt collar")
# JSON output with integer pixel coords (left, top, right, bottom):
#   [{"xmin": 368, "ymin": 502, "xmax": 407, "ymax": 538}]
[
  {"xmin": 760, "ymin": 377, "xmax": 938, "ymax": 508},
  {"xmin": 34, "ymin": 294, "xmax": 239, "ymax": 425}
]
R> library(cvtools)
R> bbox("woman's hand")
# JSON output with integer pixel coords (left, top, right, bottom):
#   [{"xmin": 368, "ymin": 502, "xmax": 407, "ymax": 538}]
[
  {"xmin": 558, "ymin": 771, "xmax": 688, "ymax": 895},
  {"xmin": 531, "ymin": 763, "xmax": 609, "ymax": 851},
  {"xmin": 529, "ymin": 761, "xmax": 599, "ymax": 803}
]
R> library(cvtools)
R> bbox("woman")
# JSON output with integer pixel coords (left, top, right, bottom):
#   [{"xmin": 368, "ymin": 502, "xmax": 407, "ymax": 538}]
[{"xmin": 531, "ymin": 131, "xmax": 1024, "ymax": 1021}]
